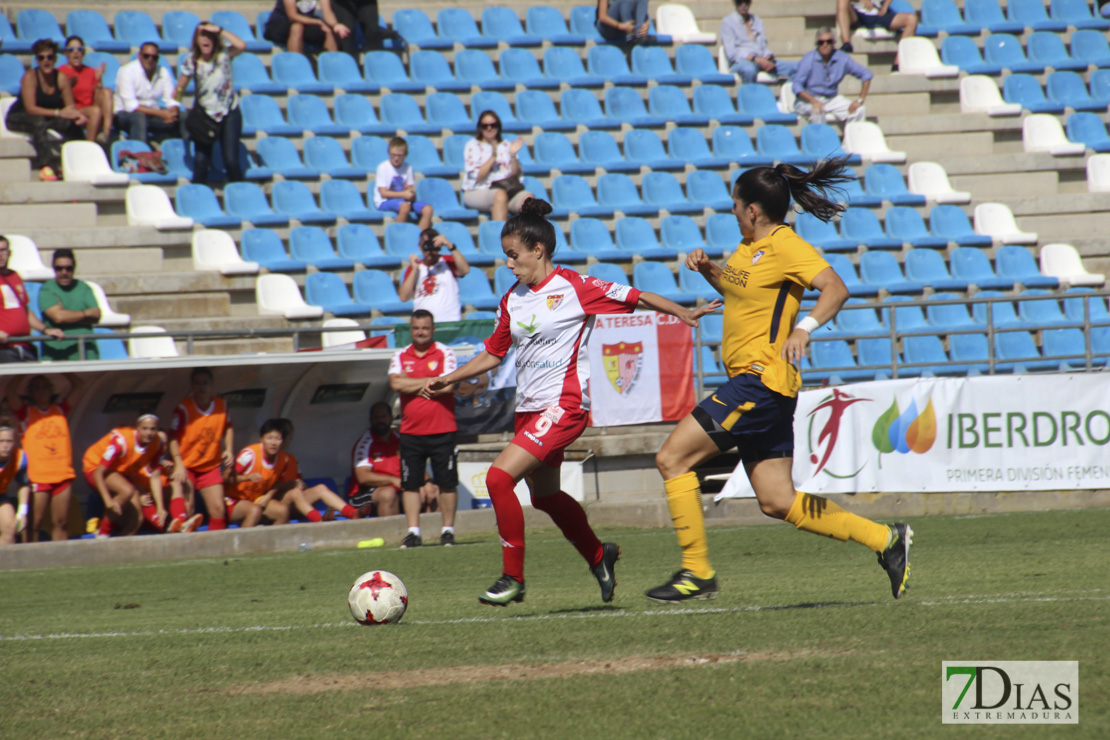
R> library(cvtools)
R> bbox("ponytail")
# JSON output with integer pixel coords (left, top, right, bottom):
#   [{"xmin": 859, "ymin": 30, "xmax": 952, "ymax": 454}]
[{"xmin": 733, "ymin": 157, "xmax": 853, "ymax": 224}]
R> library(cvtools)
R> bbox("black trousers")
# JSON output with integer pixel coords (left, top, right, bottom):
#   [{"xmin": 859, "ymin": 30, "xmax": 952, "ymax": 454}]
[{"xmin": 331, "ymin": 0, "xmax": 383, "ymax": 53}]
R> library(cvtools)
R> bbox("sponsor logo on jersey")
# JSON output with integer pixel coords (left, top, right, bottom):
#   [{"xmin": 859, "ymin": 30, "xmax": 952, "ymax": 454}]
[
  {"xmin": 602, "ymin": 341, "xmax": 644, "ymax": 395},
  {"xmin": 516, "ymin": 313, "xmax": 540, "ymax": 333}
]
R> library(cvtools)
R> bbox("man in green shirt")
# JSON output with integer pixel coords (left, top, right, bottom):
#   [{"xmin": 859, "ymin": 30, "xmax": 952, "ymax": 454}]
[{"xmin": 39, "ymin": 249, "xmax": 100, "ymax": 361}]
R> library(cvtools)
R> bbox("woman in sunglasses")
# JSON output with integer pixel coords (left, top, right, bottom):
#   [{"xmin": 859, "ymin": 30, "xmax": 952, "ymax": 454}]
[
  {"xmin": 57, "ymin": 35, "xmax": 114, "ymax": 147},
  {"xmin": 460, "ymin": 110, "xmax": 534, "ymax": 222},
  {"xmin": 3, "ymin": 38, "xmax": 87, "ymax": 181}
]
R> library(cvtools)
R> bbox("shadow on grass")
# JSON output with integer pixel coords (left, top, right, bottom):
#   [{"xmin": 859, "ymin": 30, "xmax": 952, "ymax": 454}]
[{"xmin": 544, "ymin": 604, "xmax": 625, "ymax": 616}]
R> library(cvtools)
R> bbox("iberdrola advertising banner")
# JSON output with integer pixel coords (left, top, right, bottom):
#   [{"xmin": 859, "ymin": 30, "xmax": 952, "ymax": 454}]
[{"xmin": 721, "ymin": 373, "xmax": 1110, "ymax": 496}]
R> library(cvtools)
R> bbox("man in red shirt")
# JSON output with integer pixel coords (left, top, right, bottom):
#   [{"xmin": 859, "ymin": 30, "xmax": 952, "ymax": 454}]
[
  {"xmin": 0, "ymin": 235, "xmax": 64, "ymax": 362},
  {"xmin": 349, "ymin": 401, "xmax": 440, "ymax": 518},
  {"xmin": 388, "ymin": 310, "xmax": 459, "ymax": 547}
]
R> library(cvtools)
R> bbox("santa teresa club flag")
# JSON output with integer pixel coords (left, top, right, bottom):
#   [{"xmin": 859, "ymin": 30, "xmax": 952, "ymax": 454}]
[{"xmin": 587, "ymin": 311, "xmax": 695, "ymax": 427}]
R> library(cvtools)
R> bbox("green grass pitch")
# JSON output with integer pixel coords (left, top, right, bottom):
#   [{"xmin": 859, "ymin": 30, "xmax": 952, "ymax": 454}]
[{"xmin": 2, "ymin": 509, "xmax": 1107, "ymax": 738}]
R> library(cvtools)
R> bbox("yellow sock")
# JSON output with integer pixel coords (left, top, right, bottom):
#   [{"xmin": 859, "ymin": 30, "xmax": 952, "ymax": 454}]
[
  {"xmin": 665, "ymin": 472, "xmax": 714, "ymax": 579},
  {"xmin": 784, "ymin": 491, "xmax": 891, "ymax": 553}
]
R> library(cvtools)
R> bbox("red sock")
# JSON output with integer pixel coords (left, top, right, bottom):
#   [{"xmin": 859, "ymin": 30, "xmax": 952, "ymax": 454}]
[
  {"xmin": 486, "ymin": 466, "xmax": 525, "ymax": 581},
  {"xmin": 169, "ymin": 497, "xmax": 187, "ymax": 521},
  {"xmin": 141, "ymin": 503, "xmax": 162, "ymax": 530},
  {"xmin": 306, "ymin": 510, "xmax": 322, "ymax": 523},
  {"xmin": 341, "ymin": 505, "xmax": 357, "ymax": 519},
  {"xmin": 531, "ymin": 490, "xmax": 603, "ymax": 567},
  {"xmin": 208, "ymin": 517, "xmax": 226, "ymax": 531},
  {"xmin": 98, "ymin": 517, "xmax": 115, "ymax": 536}
]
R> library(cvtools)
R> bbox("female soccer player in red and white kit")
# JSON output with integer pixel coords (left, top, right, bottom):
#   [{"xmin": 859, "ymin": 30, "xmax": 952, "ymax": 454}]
[{"xmin": 424, "ymin": 198, "xmax": 720, "ymax": 606}]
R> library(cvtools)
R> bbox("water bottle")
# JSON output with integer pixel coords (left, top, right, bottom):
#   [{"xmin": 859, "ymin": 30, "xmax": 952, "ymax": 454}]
[{"xmin": 298, "ymin": 542, "xmax": 311, "ymax": 552}]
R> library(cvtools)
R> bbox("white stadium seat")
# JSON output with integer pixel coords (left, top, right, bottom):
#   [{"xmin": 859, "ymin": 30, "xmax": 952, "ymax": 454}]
[
  {"xmin": 907, "ymin": 162, "xmax": 971, "ymax": 204},
  {"xmin": 656, "ymin": 4, "xmax": 715, "ymax": 44},
  {"xmin": 86, "ymin": 280, "xmax": 131, "ymax": 327},
  {"xmin": 959, "ymin": 76, "xmax": 1022, "ymax": 116},
  {"xmin": 897, "ymin": 38, "xmax": 959, "ymax": 77},
  {"xmin": 126, "ymin": 185, "xmax": 194, "ymax": 230},
  {"xmin": 842, "ymin": 121, "xmax": 907, "ymax": 163},
  {"xmin": 128, "ymin": 325, "xmax": 179, "ymax": 358},
  {"xmin": 5, "ymin": 234, "xmax": 55, "ymax": 281},
  {"xmin": 1039, "ymin": 243, "xmax": 1105, "ymax": 286},
  {"xmin": 255, "ymin": 274, "xmax": 325, "ymax": 320},
  {"xmin": 973, "ymin": 203, "xmax": 1038, "ymax": 245},
  {"xmin": 1022, "ymin": 114, "xmax": 1086, "ymax": 156},
  {"xmin": 322, "ymin": 317, "xmax": 367, "ymax": 348},
  {"xmin": 61, "ymin": 141, "xmax": 130, "ymax": 185},
  {"xmin": 192, "ymin": 230, "xmax": 259, "ymax": 275},
  {"xmin": 1086, "ymin": 153, "xmax": 1110, "ymax": 193},
  {"xmin": 717, "ymin": 46, "xmax": 774, "ymax": 83}
]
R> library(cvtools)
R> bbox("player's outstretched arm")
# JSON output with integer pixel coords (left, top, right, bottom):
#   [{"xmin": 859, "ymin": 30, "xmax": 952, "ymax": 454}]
[
  {"xmin": 420, "ymin": 350, "xmax": 502, "ymax": 398},
  {"xmin": 781, "ymin": 266, "xmax": 849, "ymax": 364},
  {"xmin": 636, "ymin": 292, "xmax": 723, "ymax": 328},
  {"xmin": 684, "ymin": 249, "xmax": 724, "ymax": 294}
]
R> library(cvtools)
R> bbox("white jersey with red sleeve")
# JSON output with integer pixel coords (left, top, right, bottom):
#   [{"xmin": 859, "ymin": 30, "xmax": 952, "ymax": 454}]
[{"xmin": 485, "ymin": 266, "xmax": 641, "ymax": 412}]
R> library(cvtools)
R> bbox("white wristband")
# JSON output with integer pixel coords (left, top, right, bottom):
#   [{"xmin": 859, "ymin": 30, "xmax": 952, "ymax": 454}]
[
  {"xmin": 17, "ymin": 503, "xmax": 28, "ymax": 516},
  {"xmin": 796, "ymin": 316, "xmax": 821, "ymax": 334}
]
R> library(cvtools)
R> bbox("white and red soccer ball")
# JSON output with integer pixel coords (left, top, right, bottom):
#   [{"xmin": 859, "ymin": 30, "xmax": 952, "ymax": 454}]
[{"xmin": 348, "ymin": 570, "xmax": 408, "ymax": 625}]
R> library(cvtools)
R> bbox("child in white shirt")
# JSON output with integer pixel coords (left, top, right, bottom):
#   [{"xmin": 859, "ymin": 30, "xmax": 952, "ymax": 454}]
[{"xmin": 374, "ymin": 136, "xmax": 434, "ymax": 230}]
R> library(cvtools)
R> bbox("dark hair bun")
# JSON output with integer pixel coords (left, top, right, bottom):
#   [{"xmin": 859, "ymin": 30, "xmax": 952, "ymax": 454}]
[{"xmin": 519, "ymin": 197, "xmax": 552, "ymax": 217}]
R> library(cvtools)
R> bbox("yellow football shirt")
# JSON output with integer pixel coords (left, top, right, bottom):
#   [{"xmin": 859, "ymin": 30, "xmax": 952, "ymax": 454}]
[{"xmin": 718, "ymin": 224, "xmax": 830, "ymax": 398}]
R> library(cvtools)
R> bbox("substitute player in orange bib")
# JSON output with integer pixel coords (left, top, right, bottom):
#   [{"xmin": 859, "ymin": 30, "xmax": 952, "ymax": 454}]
[{"xmin": 168, "ymin": 367, "xmax": 233, "ymax": 531}]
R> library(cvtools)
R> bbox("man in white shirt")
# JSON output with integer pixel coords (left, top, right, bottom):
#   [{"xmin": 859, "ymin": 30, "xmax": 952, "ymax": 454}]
[
  {"xmin": 397, "ymin": 228, "xmax": 469, "ymax": 323},
  {"xmin": 113, "ymin": 42, "xmax": 184, "ymax": 145}
]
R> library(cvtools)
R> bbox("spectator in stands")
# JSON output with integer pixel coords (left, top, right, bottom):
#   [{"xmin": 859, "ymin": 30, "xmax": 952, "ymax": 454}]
[
  {"xmin": 0, "ymin": 426, "xmax": 30, "ymax": 545},
  {"xmin": 263, "ymin": 0, "xmax": 351, "ymax": 54},
  {"xmin": 0, "ymin": 235, "xmax": 65, "ymax": 363},
  {"xmin": 835, "ymin": 0, "xmax": 917, "ymax": 57},
  {"xmin": 793, "ymin": 28, "xmax": 873, "ymax": 126},
  {"xmin": 39, "ymin": 248, "xmax": 100, "ymax": 362},
  {"xmin": 6, "ymin": 373, "xmax": 85, "ymax": 542},
  {"xmin": 398, "ymin": 228, "xmax": 468, "ymax": 324},
  {"xmin": 461, "ymin": 110, "xmax": 534, "ymax": 222},
  {"xmin": 332, "ymin": 0, "xmax": 386, "ymax": 53},
  {"xmin": 389, "ymin": 310, "xmax": 459, "ymax": 547},
  {"xmin": 57, "ymin": 35, "xmax": 114, "ymax": 147},
  {"xmin": 175, "ymin": 22, "xmax": 247, "ymax": 185},
  {"xmin": 374, "ymin": 136, "xmax": 434, "ymax": 231},
  {"xmin": 721, "ymin": 1, "xmax": 798, "ymax": 84},
  {"xmin": 596, "ymin": 0, "xmax": 652, "ymax": 45},
  {"xmin": 349, "ymin": 401, "xmax": 423, "ymax": 518},
  {"xmin": 113, "ymin": 42, "xmax": 185, "ymax": 146},
  {"xmin": 4, "ymin": 39, "xmax": 86, "ymax": 181},
  {"xmin": 168, "ymin": 367, "xmax": 232, "ymax": 532}
]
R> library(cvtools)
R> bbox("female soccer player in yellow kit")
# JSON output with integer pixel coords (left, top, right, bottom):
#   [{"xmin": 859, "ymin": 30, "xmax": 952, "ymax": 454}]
[{"xmin": 646, "ymin": 160, "xmax": 913, "ymax": 603}]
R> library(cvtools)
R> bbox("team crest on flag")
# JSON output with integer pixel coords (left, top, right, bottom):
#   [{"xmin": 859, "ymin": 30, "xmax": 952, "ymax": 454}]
[
  {"xmin": 602, "ymin": 341, "xmax": 644, "ymax": 395},
  {"xmin": 547, "ymin": 294, "xmax": 564, "ymax": 311}
]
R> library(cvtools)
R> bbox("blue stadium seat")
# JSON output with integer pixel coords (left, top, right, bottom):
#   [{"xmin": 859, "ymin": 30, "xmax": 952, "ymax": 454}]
[
  {"xmin": 965, "ymin": 0, "xmax": 1025, "ymax": 33},
  {"xmin": 631, "ymin": 46, "xmax": 691, "ymax": 85},
  {"xmin": 320, "ymin": 180, "xmax": 382, "ymax": 223},
  {"xmin": 930, "ymin": 205, "xmax": 993, "ymax": 246},
  {"xmin": 437, "ymin": 8, "xmax": 497, "ymax": 48},
  {"xmin": 79, "ymin": 52, "xmax": 118, "ymax": 93},
  {"xmin": 598, "ymin": 173, "xmax": 657, "ymax": 216},
  {"xmin": 1008, "ymin": 0, "xmax": 1069, "ymax": 30},
  {"xmin": 1063, "ymin": 287, "xmax": 1110, "ymax": 324},
  {"xmin": 698, "ymin": 314, "xmax": 724, "ymax": 344},
  {"xmin": 174, "ymin": 184, "xmax": 240, "ymax": 228},
  {"xmin": 649, "ymin": 85, "xmax": 709, "ymax": 127},
  {"xmin": 693, "ymin": 86, "xmax": 756, "ymax": 126},
  {"xmin": 1042, "ymin": 328, "xmax": 1099, "ymax": 368},
  {"xmin": 517, "ymin": 90, "xmax": 575, "ymax": 131},
  {"xmin": 379, "ymin": 94, "xmax": 441, "ymax": 135},
  {"xmin": 831, "ymin": 298, "xmax": 888, "ymax": 337},
  {"xmin": 588, "ymin": 263, "xmax": 630, "ymax": 286},
  {"xmin": 810, "ymin": 340, "xmax": 875, "ymax": 381},
  {"xmin": 526, "ymin": 6, "xmax": 586, "ymax": 45},
  {"xmin": 569, "ymin": 218, "xmax": 624, "ymax": 261},
  {"xmin": 587, "ymin": 45, "xmax": 648, "ymax": 86},
  {"xmin": 624, "ymin": 129, "xmax": 684, "ymax": 171},
  {"xmin": 113, "ymin": 11, "xmax": 175, "ymax": 53},
  {"xmin": 416, "ymin": 177, "xmax": 480, "ymax": 220},
  {"xmin": 795, "ymin": 212, "xmax": 858, "ymax": 251},
  {"xmin": 561, "ymin": 88, "xmax": 621, "ymax": 130},
  {"xmin": 94, "ymin": 327, "xmax": 129, "ymax": 360},
  {"xmin": 756, "ymin": 125, "xmax": 816, "ymax": 166},
  {"xmin": 272, "ymin": 52, "xmax": 332, "ymax": 94},
  {"xmin": 800, "ymin": 123, "xmax": 862, "ymax": 164},
  {"xmin": 675, "ymin": 44, "xmax": 734, "ymax": 85},
  {"xmin": 273, "ymin": 181, "xmax": 337, "ymax": 225},
  {"xmin": 476, "ymin": 221, "xmax": 507, "ymax": 259},
  {"xmin": 240, "ymin": 229, "xmax": 304, "ymax": 272},
  {"xmin": 605, "ymin": 86, "xmax": 666, "ymax": 127},
  {"xmin": 551, "ymin": 224, "xmax": 590, "ymax": 264},
  {"xmin": 482, "ymin": 7, "xmax": 541, "ymax": 46},
  {"xmin": 455, "ymin": 49, "xmax": 515, "ymax": 92},
  {"xmin": 18, "ymin": 9, "xmax": 65, "ymax": 46},
  {"xmin": 953, "ymin": 251, "xmax": 1017, "ymax": 290},
  {"xmin": 161, "ymin": 10, "xmax": 200, "ymax": 49},
  {"xmin": 435, "ymin": 221, "xmax": 499, "ymax": 267},
  {"xmin": 840, "ymin": 208, "xmax": 903, "ymax": 249},
  {"xmin": 835, "ymin": 175, "xmax": 884, "ymax": 207},
  {"xmin": 885, "ymin": 207, "xmax": 949, "ymax": 248},
  {"xmin": 318, "ymin": 52, "xmax": 378, "ymax": 94},
  {"xmin": 158, "ymin": 139, "xmax": 192, "ymax": 180},
  {"xmin": 921, "ymin": 0, "xmax": 981, "ymax": 35},
  {"xmin": 661, "ymin": 215, "xmax": 715, "ymax": 257},
  {"xmin": 927, "ymin": 292, "xmax": 980, "ymax": 328},
  {"xmin": 738, "ymin": 84, "xmax": 796, "ymax": 123},
  {"xmin": 973, "ymin": 290, "xmax": 1026, "ymax": 327},
  {"xmin": 232, "ymin": 54, "xmax": 286, "ymax": 95},
  {"xmin": 333, "ymin": 95, "xmax": 393, "ymax": 136},
  {"xmin": 634, "ymin": 262, "xmax": 696, "ymax": 305},
  {"xmin": 1050, "ymin": 0, "xmax": 1110, "ymax": 29},
  {"xmin": 385, "ymin": 222, "xmax": 422, "ymax": 259},
  {"xmin": 579, "ymin": 130, "xmax": 639, "ymax": 173},
  {"xmin": 425, "ymin": 92, "xmax": 474, "ymax": 133},
  {"xmin": 1089, "ymin": 69, "xmax": 1110, "ymax": 104},
  {"xmin": 1016, "ymin": 288, "xmax": 1070, "ymax": 325},
  {"xmin": 948, "ymin": 333, "xmax": 993, "ymax": 373},
  {"xmin": 240, "ymin": 96, "xmax": 301, "ymax": 137},
  {"xmin": 494, "ymin": 265, "xmax": 517, "ymax": 294},
  {"xmin": 669, "ymin": 128, "xmax": 730, "ymax": 169},
  {"xmin": 1028, "ymin": 32, "xmax": 1088, "ymax": 71},
  {"xmin": 337, "ymin": 224, "xmax": 396, "ymax": 268},
  {"xmin": 995, "ymin": 330, "xmax": 1060, "ymax": 371},
  {"xmin": 291, "ymin": 227, "xmax": 358, "ymax": 271},
  {"xmin": 534, "ymin": 132, "xmax": 593, "ymax": 174},
  {"xmin": 66, "ymin": 11, "xmax": 130, "ymax": 53},
  {"xmin": 353, "ymin": 271, "xmax": 413, "ymax": 315},
  {"xmin": 711, "ymin": 126, "xmax": 773, "ymax": 166},
  {"xmin": 643, "ymin": 172, "xmax": 702, "ymax": 214},
  {"xmin": 686, "ymin": 170, "xmax": 734, "ymax": 211},
  {"xmin": 996, "ymin": 246, "xmax": 1060, "ymax": 288},
  {"xmin": 411, "ymin": 50, "xmax": 469, "ymax": 93},
  {"xmin": 111, "ymin": 140, "xmax": 176, "ymax": 184},
  {"xmin": 705, "ymin": 214, "xmax": 741, "ymax": 255},
  {"xmin": 470, "ymin": 91, "xmax": 531, "ymax": 133},
  {"xmin": 211, "ymin": 10, "xmax": 272, "ymax": 53},
  {"xmin": 362, "ymin": 51, "xmax": 423, "ymax": 93},
  {"xmin": 941, "ymin": 36, "xmax": 1004, "ymax": 75},
  {"xmin": 392, "ymin": 9, "xmax": 453, "ymax": 50},
  {"xmin": 905, "ymin": 250, "xmax": 971, "ymax": 291},
  {"xmin": 499, "ymin": 48, "xmax": 560, "ymax": 90},
  {"xmin": 881, "ymin": 295, "xmax": 929, "ymax": 332},
  {"xmin": 615, "ymin": 217, "xmax": 677, "ymax": 259},
  {"xmin": 1069, "ymin": 29, "xmax": 1110, "ymax": 67},
  {"xmin": 825, "ymin": 254, "xmax": 880, "ymax": 297},
  {"xmin": 351, "ymin": 136, "xmax": 387, "ymax": 172},
  {"xmin": 1047, "ymin": 71, "xmax": 1106, "ymax": 110},
  {"xmin": 861, "ymin": 337, "xmax": 908, "ymax": 376},
  {"xmin": 865, "ymin": 164, "xmax": 926, "ymax": 206},
  {"xmin": 224, "ymin": 182, "xmax": 290, "ymax": 227},
  {"xmin": 0, "ymin": 15, "xmax": 32, "ymax": 53},
  {"xmin": 679, "ymin": 266, "xmax": 721, "ymax": 302},
  {"xmin": 522, "ymin": 176, "xmax": 567, "ymax": 217},
  {"xmin": 903, "ymin": 335, "xmax": 966, "ymax": 376},
  {"xmin": 860, "ymin": 252, "xmax": 926, "ymax": 294},
  {"xmin": 544, "ymin": 47, "xmax": 604, "ymax": 87},
  {"xmin": 457, "ymin": 269, "xmax": 500, "ymax": 310},
  {"xmin": 305, "ymin": 138, "xmax": 366, "ymax": 180},
  {"xmin": 256, "ymin": 138, "xmax": 319, "ymax": 180},
  {"xmin": 984, "ymin": 34, "xmax": 1046, "ymax": 74},
  {"xmin": 569, "ymin": 5, "xmax": 607, "ymax": 42},
  {"xmin": 399, "ymin": 135, "xmax": 453, "ymax": 178}
]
